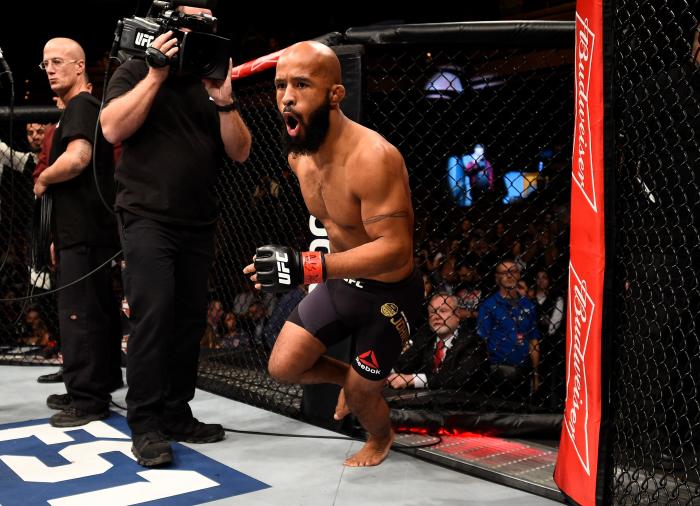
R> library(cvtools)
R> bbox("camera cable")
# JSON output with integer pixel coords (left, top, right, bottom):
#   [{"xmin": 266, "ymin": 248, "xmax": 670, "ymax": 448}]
[
  {"xmin": 31, "ymin": 193, "xmax": 52, "ymax": 272},
  {"xmin": 93, "ymin": 46, "xmax": 121, "ymax": 216},
  {"xmin": 106, "ymin": 398, "xmax": 442, "ymax": 448},
  {"xmin": 0, "ymin": 249, "xmax": 122, "ymax": 302},
  {"xmin": 0, "ymin": 67, "xmax": 16, "ymax": 274}
]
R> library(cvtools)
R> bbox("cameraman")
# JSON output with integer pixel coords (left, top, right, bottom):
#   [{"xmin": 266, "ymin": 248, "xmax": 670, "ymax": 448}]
[{"xmin": 101, "ymin": 4, "xmax": 251, "ymax": 467}]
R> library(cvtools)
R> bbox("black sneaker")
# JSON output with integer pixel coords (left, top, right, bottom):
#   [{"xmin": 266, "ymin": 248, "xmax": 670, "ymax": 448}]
[
  {"xmin": 132, "ymin": 431, "xmax": 173, "ymax": 467},
  {"xmin": 46, "ymin": 393, "xmax": 72, "ymax": 410},
  {"xmin": 162, "ymin": 418, "xmax": 225, "ymax": 444},
  {"xmin": 49, "ymin": 407, "xmax": 109, "ymax": 428},
  {"xmin": 37, "ymin": 369, "xmax": 63, "ymax": 383}
]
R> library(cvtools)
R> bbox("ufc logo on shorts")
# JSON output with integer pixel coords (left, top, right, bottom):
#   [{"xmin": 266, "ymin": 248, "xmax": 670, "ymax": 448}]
[{"xmin": 276, "ymin": 252, "xmax": 291, "ymax": 285}]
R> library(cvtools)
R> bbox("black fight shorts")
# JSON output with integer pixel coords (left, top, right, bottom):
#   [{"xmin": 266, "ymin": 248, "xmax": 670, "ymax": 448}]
[{"xmin": 287, "ymin": 269, "xmax": 423, "ymax": 381}]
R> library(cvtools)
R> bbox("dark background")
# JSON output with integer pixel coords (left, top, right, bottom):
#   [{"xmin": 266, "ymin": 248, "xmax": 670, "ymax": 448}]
[{"xmin": 1, "ymin": 0, "xmax": 573, "ymax": 105}]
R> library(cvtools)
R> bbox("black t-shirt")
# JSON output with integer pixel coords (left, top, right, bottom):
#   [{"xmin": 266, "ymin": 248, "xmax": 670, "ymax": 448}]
[
  {"xmin": 105, "ymin": 58, "xmax": 226, "ymax": 225},
  {"xmin": 49, "ymin": 92, "xmax": 118, "ymax": 251}
]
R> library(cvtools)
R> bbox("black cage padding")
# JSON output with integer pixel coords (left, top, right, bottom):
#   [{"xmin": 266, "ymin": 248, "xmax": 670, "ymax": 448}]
[{"xmin": 344, "ymin": 21, "xmax": 575, "ymax": 47}]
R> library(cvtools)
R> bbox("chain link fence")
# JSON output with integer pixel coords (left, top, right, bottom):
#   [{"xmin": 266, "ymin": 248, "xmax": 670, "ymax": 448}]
[
  {"xmin": 198, "ymin": 72, "xmax": 309, "ymax": 416},
  {"xmin": 198, "ymin": 23, "xmax": 574, "ymax": 433},
  {"xmin": 1, "ymin": 22, "xmax": 574, "ymax": 436},
  {"xmin": 0, "ymin": 116, "xmax": 61, "ymax": 365},
  {"xmin": 611, "ymin": 1, "xmax": 700, "ymax": 504},
  {"xmin": 3, "ymin": 14, "xmax": 700, "ymax": 503}
]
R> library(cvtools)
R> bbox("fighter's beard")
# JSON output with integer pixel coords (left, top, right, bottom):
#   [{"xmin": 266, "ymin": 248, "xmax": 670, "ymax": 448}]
[{"xmin": 280, "ymin": 99, "xmax": 331, "ymax": 157}]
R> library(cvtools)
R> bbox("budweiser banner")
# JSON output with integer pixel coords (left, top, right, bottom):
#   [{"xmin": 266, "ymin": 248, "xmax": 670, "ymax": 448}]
[{"xmin": 554, "ymin": 1, "xmax": 607, "ymax": 504}]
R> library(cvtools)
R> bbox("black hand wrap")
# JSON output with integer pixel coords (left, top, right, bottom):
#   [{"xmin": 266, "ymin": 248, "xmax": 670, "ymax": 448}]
[
  {"xmin": 145, "ymin": 47, "xmax": 169, "ymax": 68},
  {"xmin": 254, "ymin": 245, "xmax": 326, "ymax": 293}
]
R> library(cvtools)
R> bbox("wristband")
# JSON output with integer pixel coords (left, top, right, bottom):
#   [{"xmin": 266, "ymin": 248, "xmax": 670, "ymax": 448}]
[
  {"xmin": 210, "ymin": 96, "xmax": 238, "ymax": 112},
  {"xmin": 301, "ymin": 251, "xmax": 326, "ymax": 284}
]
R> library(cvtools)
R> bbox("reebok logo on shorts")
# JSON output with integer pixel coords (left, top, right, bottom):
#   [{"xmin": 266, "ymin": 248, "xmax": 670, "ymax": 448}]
[{"xmin": 356, "ymin": 350, "xmax": 381, "ymax": 376}]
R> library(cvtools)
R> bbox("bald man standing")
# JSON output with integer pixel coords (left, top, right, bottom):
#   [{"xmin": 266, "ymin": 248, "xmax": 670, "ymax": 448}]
[
  {"xmin": 34, "ymin": 38, "xmax": 122, "ymax": 428},
  {"xmin": 244, "ymin": 41, "xmax": 423, "ymax": 466}
]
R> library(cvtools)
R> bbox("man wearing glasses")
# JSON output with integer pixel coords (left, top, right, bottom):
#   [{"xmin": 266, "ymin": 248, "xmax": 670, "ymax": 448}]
[
  {"xmin": 477, "ymin": 260, "xmax": 541, "ymax": 399},
  {"xmin": 33, "ymin": 38, "xmax": 122, "ymax": 428}
]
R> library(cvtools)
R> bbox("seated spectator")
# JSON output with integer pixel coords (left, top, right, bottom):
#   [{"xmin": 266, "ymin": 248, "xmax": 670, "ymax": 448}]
[
  {"xmin": 232, "ymin": 285, "xmax": 256, "ymax": 315},
  {"xmin": 456, "ymin": 262, "xmax": 486, "ymax": 302},
  {"xmin": 414, "ymin": 250, "xmax": 428, "ymax": 274},
  {"xmin": 20, "ymin": 308, "xmax": 52, "ymax": 347},
  {"xmin": 510, "ymin": 239, "xmax": 528, "ymax": 274},
  {"xmin": 263, "ymin": 284, "xmax": 306, "ymax": 350},
  {"xmin": 220, "ymin": 312, "xmax": 250, "ymax": 349},
  {"xmin": 422, "ymin": 238, "xmax": 445, "ymax": 273},
  {"xmin": 534, "ymin": 270, "xmax": 564, "ymax": 338},
  {"xmin": 488, "ymin": 222, "xmax": 513, "ymax": 258},
  {"xmin": 456, "ymin": 262, "xmax": 484, "ymax": 293},
  {"xmin": 209, "ymin": 299, "xmax": 224, "ymax": 333},
  {"xmin": 201, "ymin": 300, "xmax": 224, "ymax": 349},
  {"xmin": 432, "ymin": 255, "xmax": 459, "ymax": 294},
  {"xmin": 469, "ymin": 237, "xmax": 498, "ymax": 276},
  {"xmin": 458, "ymin": 218, "xmax": 474, "ymax": 244},
  {"xmin": 200, "ymin": 326, "xmax": 219, "ymax": 349},
  {"xmin": 538, "ymin": 230, "xmax": 560, "ymax": 269},
  {"xmin": 516, "ymin": 278, "xmax": 534, "ymax": 300},
  {"xmin": 421, "ymin": 273, "xmax": 433, "ymax": 299},
  {"xmin": 534, "ymin": 269, "xmax": 566, "ymax": 408},
  {"xmin": 454, "ymin": 263, "xmax": 484, "ymax": 334},
  {"xmin": 237, "ymin": 301, "xmax": 268, "ymax": 349},
  {"xmin": 232, "ymin": 284, "xmax": 277, "ymax": 317},
  {"xmin": 388, "ymin": 293, "xmax": 487, "ymax": 390},
  {"xmin": 478, "ymin": 260, "xmax": 542, "ymax": 397}
]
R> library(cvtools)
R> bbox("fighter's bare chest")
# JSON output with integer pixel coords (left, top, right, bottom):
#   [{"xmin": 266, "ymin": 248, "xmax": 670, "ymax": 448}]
[{"xmin": 295, "ymin": 166, "xmax": 359, "ymax": 227}]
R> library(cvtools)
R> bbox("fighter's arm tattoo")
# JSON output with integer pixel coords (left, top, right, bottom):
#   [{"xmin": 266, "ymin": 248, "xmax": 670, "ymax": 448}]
[{"xmin": 362, "ymin": 210, "xmax": 409, "ymax": 225}]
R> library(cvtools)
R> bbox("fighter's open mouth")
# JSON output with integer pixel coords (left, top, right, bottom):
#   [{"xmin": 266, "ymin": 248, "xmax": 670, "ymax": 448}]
[
  {"xmin": 284, "ymin": 113, "xmax": 300, "ymax": 136},
  {"xmin": 285, "ymin": 115, "xmax": 299, "ymax": 129}
]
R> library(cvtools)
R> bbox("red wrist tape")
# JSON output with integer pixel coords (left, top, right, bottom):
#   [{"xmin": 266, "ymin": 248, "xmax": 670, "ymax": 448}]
[{"xmin": 301, "ymin": 251, "xmax": 326, "ymax": 285}]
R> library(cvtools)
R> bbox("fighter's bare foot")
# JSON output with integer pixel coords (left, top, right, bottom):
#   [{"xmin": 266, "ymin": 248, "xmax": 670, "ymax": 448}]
[
  {"xmin": 343, "ymin": 431, "xmax": 395, "ymax": 467},
  {"xmin": 334, "ymin": 388, "xmax": 351, "ymax": 420}
]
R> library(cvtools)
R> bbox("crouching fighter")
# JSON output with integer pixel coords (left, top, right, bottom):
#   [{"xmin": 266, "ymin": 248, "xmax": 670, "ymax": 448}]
[{"xmin": 244, "ymin": 41, "xmax": 423, "ymax": 466}]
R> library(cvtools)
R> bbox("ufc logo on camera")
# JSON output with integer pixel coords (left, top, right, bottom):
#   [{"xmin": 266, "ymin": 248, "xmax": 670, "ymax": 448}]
[
  {"xmin": 0, "ymin": 415, "xmax": 268, "ymax": 505},
  {"xmin": 276, "ymin": 252, "xmax": 291, "ymax": 285},
  {"xmin": 134, "ymin": 32, "xmax": 155, "ymax": 48}
]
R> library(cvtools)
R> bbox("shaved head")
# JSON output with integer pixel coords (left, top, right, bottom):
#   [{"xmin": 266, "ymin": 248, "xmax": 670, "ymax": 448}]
[
  {"xmin": 42, "ymin": 38, "xmax": 88, "ymax": 99},
  {"xmin": 44, "ymin": 38, "xmax": 85, "ymax": 62},
  {"xmin": 274, "ymin": 41, "xmax": 346, "ymax": 156},
  {"xmin": 278, "ymin": 41, "xmax": 342, "ymax": 86}
]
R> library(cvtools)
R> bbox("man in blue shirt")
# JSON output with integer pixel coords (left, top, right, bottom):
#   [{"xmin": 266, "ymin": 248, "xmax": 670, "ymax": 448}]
[{"xmin": 478, "ymin": 260, "xmax": 541, "ymax": 397}]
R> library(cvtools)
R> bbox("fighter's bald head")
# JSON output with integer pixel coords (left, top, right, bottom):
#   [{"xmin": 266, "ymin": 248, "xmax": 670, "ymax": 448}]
[
  {"xmin": 44, "ymin": 38, "xmax": 85, "ymax": 62},
  {"xmin": 277, "ymin": 41, "xmax": 342, "ymax": 86}
]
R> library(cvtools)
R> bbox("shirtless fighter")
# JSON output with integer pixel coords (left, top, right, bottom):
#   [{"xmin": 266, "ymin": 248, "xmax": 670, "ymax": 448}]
[{"xmin": 243, "ymin": 41, "xmax": 422, "ymax": 467}]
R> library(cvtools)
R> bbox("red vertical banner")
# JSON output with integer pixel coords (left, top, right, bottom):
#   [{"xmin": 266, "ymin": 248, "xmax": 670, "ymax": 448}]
[{"xmin": 554, "ymin": 1, "xmax": 606, "ymax": 505}]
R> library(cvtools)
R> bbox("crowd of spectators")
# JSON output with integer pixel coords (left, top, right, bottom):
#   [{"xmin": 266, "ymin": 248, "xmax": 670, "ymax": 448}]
[
  {"xmin": 196, "ymin": 201, "xmax": 570, "ymax": 410},
  {"xmin": 401, "ymin": 208, "xmax": 569, "ymax": 407}
]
